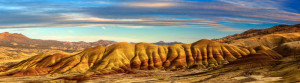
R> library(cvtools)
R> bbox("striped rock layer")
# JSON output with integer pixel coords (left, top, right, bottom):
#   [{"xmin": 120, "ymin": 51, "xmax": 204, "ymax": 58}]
[{"xmin": 0, "ymin": 39, "xmax": 280, "ymax": 76}]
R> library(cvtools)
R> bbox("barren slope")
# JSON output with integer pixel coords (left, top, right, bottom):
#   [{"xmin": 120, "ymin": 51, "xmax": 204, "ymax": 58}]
[
  {"xmin": 214, "ymin": 24, "xmax": 300, "ymax": 43},
  {"xmin": 226, "ymin": 33, "xmax": 300, "ymax": 48},
  {"xmin": 274, "ymin": 41, "xmax": 300, "ymax": 57},
  {"xmin": 214, "ymin": 24, "xmax": 300, "ymax": 48},
  {"xmin": 0, "ymin": 39, "xmax": 282, "ymax": 82}
]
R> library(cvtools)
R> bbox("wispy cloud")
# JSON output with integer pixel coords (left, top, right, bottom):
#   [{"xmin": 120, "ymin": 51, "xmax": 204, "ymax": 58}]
[
  {"xmin": 101, "ymin": 26, "xmax": 106, "ymax": 30},
  {"xmin": 4, "ymin": 28, "xmax": 28, "ymax": 31},
  {"xmin": 0, "ymin": 12, "xmax": 221, "ymax": 28},
  {"xmin": 195, "ymin": 26, "xmax": 245, "ymax": 32},
  {"xmin": 0, "ymin": 0, "xmax": 299, "ymax": 30},
  {"xmin": 219, "ymin": 0, "xmax": 286, "ymax": 9},
  {"xmin": 218, "ymin": 28, "xmax": 245, "ymax": 32},
  {"xmin": 126, "ymin": 2, "xmax": 177, "ymax": 8}
]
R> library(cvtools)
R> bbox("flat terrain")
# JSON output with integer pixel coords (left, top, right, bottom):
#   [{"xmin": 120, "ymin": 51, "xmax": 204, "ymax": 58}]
[{"xmin": 0, "ymin": 68, "xmax": 284, "ymax": 83}]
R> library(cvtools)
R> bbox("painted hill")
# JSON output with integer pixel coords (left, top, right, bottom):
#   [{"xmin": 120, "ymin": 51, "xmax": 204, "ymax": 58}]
[
  {"xmin": 0, "ymin": 32, "xmax": 117, "ymax": 51},
  {"xmin": 186, "ymin": 44, "xmax": 300, "ymax": 83},
  {"xmin": 0, "ymin": 39, "xmax": 281, "ymax": 82}
]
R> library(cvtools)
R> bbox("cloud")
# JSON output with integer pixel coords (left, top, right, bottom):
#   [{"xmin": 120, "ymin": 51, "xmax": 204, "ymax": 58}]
[
  {"xmin": 213, "ymin": 17, "xmax": 279, "ymax": 24},
  {"xmin": 195, "ymin": 26, "xmax": 245, "ymax": 32},
  {"xmin": 126, "ymin": 2, "xmax": 177, "ymax": 8},
  {"xmin": 0, "ymin": 12, "xmax": 221, "ymax": 28},
  {"xmin": 219, "ymin": 0, "xmax": 286, "ymax": 9},
  {"xmin": 82, "ymin": 1, "xmax": 300, "ymax": 24},
  {"xmin": 0, "ymin": 0, "xmax": 299, "ymax": 30},
  {"xmin": 4, "ymin": 28, "xmax": 28, "ymax": 31},
  {"xmin": 67, "ymin": 30, "xmax": 73, "ymax": 33},
  {"xmin": 218, "ymin": 28, "xmax": 245, "ymax": 32},
  {"xmin": 102, "ymin": 26, "xmax": 106, "ymax": 30}
]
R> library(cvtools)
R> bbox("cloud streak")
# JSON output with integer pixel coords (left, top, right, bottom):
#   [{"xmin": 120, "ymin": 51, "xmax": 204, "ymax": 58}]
[
  {"xmin": 0, "ymin": 0, "xmax": 299, "ymax": 30},
  {"xmin": 126, "ymin": 2, "xmax": 177, "ymax": 8}
]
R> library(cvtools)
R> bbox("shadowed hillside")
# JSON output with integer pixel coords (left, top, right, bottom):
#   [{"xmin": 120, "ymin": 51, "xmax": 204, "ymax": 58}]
[{"xmin": 274, "ymin": 41, "xmax": 300, "ymax": 57}]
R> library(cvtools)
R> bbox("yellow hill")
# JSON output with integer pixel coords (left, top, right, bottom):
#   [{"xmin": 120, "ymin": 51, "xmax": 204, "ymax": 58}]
[
  {"xmin": 0, "ymin": 39, "xmax": 282, "ymax": 81},
  {"xmin": 226, "ymin": 33, "xmax": 300, "ymax": 48}
]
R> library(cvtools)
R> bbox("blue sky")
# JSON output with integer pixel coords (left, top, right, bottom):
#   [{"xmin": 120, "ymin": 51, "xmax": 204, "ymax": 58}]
[{"xmin": 0, "ymin": 0, "xmax": 299, "ymax": 43}]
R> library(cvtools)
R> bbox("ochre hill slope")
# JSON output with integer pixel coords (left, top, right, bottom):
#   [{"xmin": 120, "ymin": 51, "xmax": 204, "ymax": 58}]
[
  {"xmin": 213, "ymin": 24, "xmax": 300, "ymax": 48},
  {"xmin": 1, "ymin": 53, "xmax": 69, "ymax": 76},
  {"xmin": 214, "ymin": 24, "xmax": 300, "ymax": 43},
  {"xmin": 0, "ymin": 39, "xmax": 281, "ymax": 79},
  {"xmin": 221, "ymin": 33, "xmax": 300, "ymax": 48}
]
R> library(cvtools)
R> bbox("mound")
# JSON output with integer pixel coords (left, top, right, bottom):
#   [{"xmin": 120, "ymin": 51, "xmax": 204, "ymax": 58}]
[
  {"xmin": 274, "ymin": 41, "xmax": 300, "ymax": 57},
  {"xmin": 0, "ymin": 39, "xmax": 281, "ymax": 81},
  {"xmin": 255, "ymin": 45, "xmax": 282, "ymax": 59},
  {"xmin": 224, "ymin": 54, "xmax": 280, "ymax": 69}
]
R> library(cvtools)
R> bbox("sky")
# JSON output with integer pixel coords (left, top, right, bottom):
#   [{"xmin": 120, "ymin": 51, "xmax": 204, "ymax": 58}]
[{"xmin": 0, "ymin": 0, "xmax": 299, "ymax": 43}]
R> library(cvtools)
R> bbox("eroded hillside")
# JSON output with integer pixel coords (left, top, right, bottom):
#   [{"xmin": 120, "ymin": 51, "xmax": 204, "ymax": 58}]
[
  {"xmin": 224, "ymin": 33, "xmax": 300, "ymax": 48},
  {"xmin": 0, "ymin": 39, "xmax": 281, "ymax": 82},
  {"xmin": 0, "ymin": 46, "xmax": 79, "ymax": 66},
  {"xmin": 0, "ymin": 24, "xmax": 299, "ymax": 82}
]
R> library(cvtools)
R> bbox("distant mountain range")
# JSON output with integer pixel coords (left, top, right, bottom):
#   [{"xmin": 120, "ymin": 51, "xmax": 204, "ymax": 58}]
[
  {"xmin": 0, "ymin": 32, "xmax": 184, "ymax": 51},
  {"xmin": 152, "ymin": 41, "xmax": 184, "ymax": 46},
  {"xmin": 130, "ymin": 41, "xmax": 184, "ymax": 45},
  {"xmin": 1, "ymin": 24, "xmax": 299, "ymax": 52},
  {"xmin": 0, "ymin": 32, "xmax": 117, "ymax": 51}
]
